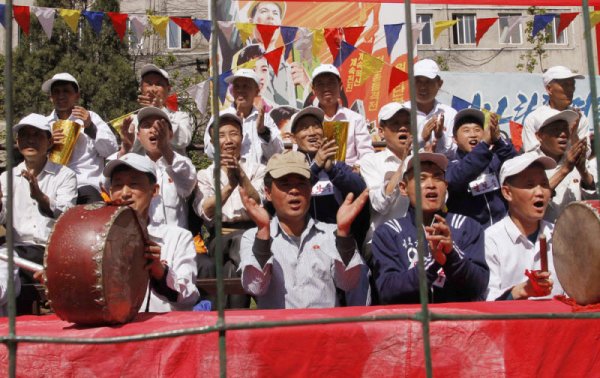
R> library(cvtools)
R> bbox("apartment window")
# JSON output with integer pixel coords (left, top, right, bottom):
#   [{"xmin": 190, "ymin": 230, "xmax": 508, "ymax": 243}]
[
  {"xmin": 167, "ymin": 19, "xmax": 191, "ymax": 49},
  {"xmin": 498, "ymin": 13, "xmax": 522, "ymax": 44},
  {"xmin": 417, "ymin": 14, "xmax": 433, "ymax": 45},
  {"xmin": 545, "ymin": 16, "xmax": 567, "ymax": 45},
  {"xmin": 452, "ymin": 14, "xmax": 476, "ymax": 45}
]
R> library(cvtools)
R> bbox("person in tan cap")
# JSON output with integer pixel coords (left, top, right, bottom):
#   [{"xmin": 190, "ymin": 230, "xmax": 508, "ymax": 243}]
[{"xmin": 238, "ymin": 151, "xmax": 368, "ymax": 308}]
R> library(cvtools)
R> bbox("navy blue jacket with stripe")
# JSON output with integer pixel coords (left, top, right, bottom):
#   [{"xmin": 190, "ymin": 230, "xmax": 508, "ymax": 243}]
[{"xmin": 371, "ymin": 207, "xmax": 490, "ymax": 304}]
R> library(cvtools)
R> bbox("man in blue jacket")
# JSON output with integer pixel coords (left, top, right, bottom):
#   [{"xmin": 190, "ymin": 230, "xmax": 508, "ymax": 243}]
[
  {"xmin": 371, "ymin": 152, "xmax": 489, "ymax": 304},
  {"xmin": 446, "ymin": 108, "xmax": 516, "ymax": 228}
]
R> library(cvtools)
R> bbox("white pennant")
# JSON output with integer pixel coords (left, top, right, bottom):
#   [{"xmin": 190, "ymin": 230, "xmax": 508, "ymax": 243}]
[
  {"xmin": 500, "ymin": 15, "xmax": 527, "ymax": 43},
  {"xmin": 31, "ymin": 6, "xmax": 56, "ymax": 39},
  {"xmin": 187, "ymin": 81, "xmax": 210, "ymax": 114},
  {"xmin": 411, "ymin": 22, "xmax": 426, "ymax": 49},
  {"xmin": 129, "ymin": 15, "xmax": 148, "ymax": 42}
]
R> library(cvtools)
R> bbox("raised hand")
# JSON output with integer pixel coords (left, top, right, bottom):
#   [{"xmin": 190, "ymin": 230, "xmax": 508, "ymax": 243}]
[
  {"xmin": 314, "ymin": 138, "xmax": 338, "ymax": 172},
  {"xmin": 424, "ymin": 214, "xmax": 453, "ymax": 265},
  {"xmin": 221, "ymin": 153, "xmax": 241, "ymax": 187},
  {"xmin": 336, "ymin": 190, "xmax": 369, "ymax": 237},
  {"xmin": 239, "ymin": 186, "xmax": 270, "ymax": 231},
  {"xmin": 71, "ymin": 106, "xmax": 92, "ymax": 128},
  {"xmin": 433, "ymin": 113, "xmax": 445, "ymax": 139}
]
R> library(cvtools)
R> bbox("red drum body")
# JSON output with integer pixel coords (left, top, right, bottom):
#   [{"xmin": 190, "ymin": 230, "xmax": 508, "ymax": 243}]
[
  {"xmin": 44, "ymin": 204, "xmax": 148, "ymax": 325},
  {"xmin": 553, "ymin": 200, "xmax": 600, "ymax": 305}
]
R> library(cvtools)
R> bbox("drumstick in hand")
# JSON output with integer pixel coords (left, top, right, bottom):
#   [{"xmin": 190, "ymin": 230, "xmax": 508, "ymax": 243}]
[{"xmin": 539, "ymin": 234, "xmax": 548, "ymax": 272}]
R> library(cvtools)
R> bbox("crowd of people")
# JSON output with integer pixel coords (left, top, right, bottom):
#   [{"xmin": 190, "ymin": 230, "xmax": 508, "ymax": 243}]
[{"xmin": 0, "ymin": 55, "xmax": 596, "ymax": 314}]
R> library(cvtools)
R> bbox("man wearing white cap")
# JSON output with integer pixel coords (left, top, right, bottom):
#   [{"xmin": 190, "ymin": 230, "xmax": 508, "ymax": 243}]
[
  {"xmin": 485, "ymin": 153, "xmax": 563, "ymax": 301},
  {"xmin": 103, "ymin": 153, "xmax": 199, "ymax": 312},
  {"xmin": 358, "ymin": 102, "xmax": 411, "ymax": 253},
  {"xmin": 310, "ymin": 64, "xmax": 374, "ymax": 166},
  {"xmin": 0, "ymin": 114, "xmax": 77, "ymax": 307},
  {"xmin": 203, "ymin": 68, "xmax": 283, "ymax": 165},
  {"xmin": 402, "ymin": 59, "xmax": 457, "ymax": 159},
  {"xmin": 43, "ymin": 72, "xmax": 118, "ymax": 204},
  {"xmin": 522, "ymin": 65, "xmax": 589, "ymax": 153},
  {"xmin": 371, "ymin": 152, "xmax": 489, "ymax": 304},
  {"xmin": 532, "ymin": 109, "xmax": 597, "ymax": 221}
]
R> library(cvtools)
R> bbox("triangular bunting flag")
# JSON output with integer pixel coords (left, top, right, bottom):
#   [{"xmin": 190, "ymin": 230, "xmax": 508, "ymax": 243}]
[
  {"xmin": 312, "ymin": 29, "xmax": 325, "ymax": 58},
  {"xmin": 218, "ymin": 71, "xmax": 233, "ymax": 104},
  {"xmin": 256, "ymin": 24, "xmax": 278, "ymax": 50},
  {"xmin": 194, "ymin": 19, "xmax": 211, "ymax": 41},
  {"xmin": 236, "ymin": 22, "xmax": 255, "ymax": 42},
  {"xmin": 334, "ymin": 40, "xmax": 356, "ymax": 68},
  {"xmin": 434, "ymin": 20, "xmax": 458, "ymax": 41},
  {"xmin": 500, "ymin": 15, "xmax": 527, "ymax": 43},
  {"xmin": 149, "ymin": 15, "xmax": 169, "ymax": 39},
  {"xmin": 107, "ymin": 12, "xmax": 128, "ymax": 41},
  {"xmin": 187, "ymin": 80, "xmax": 210, "ymax": 114},
  {"xmin": 0, "ymin": 4, "xmax": 5, "ymax": 28},
  {"xmin": 475, "ymin": 18, "xmax": 497, "ymax": 46},
  {"xmin": 384, "ymin": 23, "xmax": 404, "ymax": 57},
  {"xmin": 342, "ymin": 26, "xmax": 365, "ymax": 46},
  {"xmin": 451, "ymin": 96, "xmax": 472, "ymax": 111},
  {"xmin": 166, "ymin": 93, "xmax": 178, "ymax": 112},
  {"xmin": 264, "ymin": 46, "xmax": 284, "ymax": 75},
  {"xmin": 557, "ymin": 12, "xmax": 578, "ymax": 36},
  {"xmin": 324, "ymin": 28, "xmax": 342, "ymax": 61},
  {"xmin": 411, "ymin": 22, "xmax": 426, "ymax": 49},
  {"xmin": 129, "ymin": 15, "xmax": 147, "ymax": 41},
  {"xmin": 280, "ymin": 26, "xmax": 298, "ymax": 60},
  {"xmin": 509, "ymin": 120, "xmax": 523, "ymax": 152},
  {"xmin": 171, "ymin": 17, "xmax": 199, "ymax": 36},
  {"xmin": 591, "ymin": 11, "xmax": 600, "ymax": 27},
  {"xmin": 59, "ymin": 9, "xmax": 81, "ymax": 33},
  {"xmin": 14, "ymin": 6, "xmax": 31, "ymax": 36},
  {"xmin": 388, "ymin": 66, "xmax": 408, "ymax": 94},
  {"xmin": 31, "ymin": 7, "xmax": 55, "ymax": 39},
  {"xmin": 532, "ymin": 14, "xmax": 556, "ymax": 37},
  {"xmin": 82, "ymin": 11, "xmax": 103, "ymax": 36},
  {"xmin": 238, "ymin": 58, "xmax": 258, "ymax": 70},
  {"xmin": 358, "ymin": 53, "xmax": 384, "ymax": 86}
]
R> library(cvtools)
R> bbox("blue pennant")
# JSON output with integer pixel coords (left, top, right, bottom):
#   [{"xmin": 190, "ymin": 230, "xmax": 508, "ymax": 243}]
[
  {"xmin": 280, "ymin": 26, "xmax": 298, "ymax": 60},
  {"xmin": 194, "ymin": 19, "xmax": 211, "ymax": 41},
  {"xmin": 384, "ymin": 23, "xmax": 404, "ymax": 57},
  {"xmin": 334, "ymin": 41, "xmax": 356, "ymax": 68},
  {"xmin": 532, "ymin": 14, "xmax": 556, "ymax": 38},
  {"xmin": 451, "ymin": 96, "xmax": 472, "ymax": 112},
  {"xmin": 83, "ymin": 11, "xmax": 104, "ymax": 36},
  {"xmin": 0, "ymin": 4, "xmax": 5, "ymax": 28}
]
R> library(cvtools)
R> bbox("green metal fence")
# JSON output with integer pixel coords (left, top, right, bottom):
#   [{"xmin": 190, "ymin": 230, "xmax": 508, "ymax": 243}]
[{"xmin": 2, "ymin": 1, "xmax": 600, "ymax": 377}]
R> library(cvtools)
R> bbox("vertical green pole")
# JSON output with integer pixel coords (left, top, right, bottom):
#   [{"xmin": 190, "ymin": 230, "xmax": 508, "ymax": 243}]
[
  {"xmin": 209, "ymin": 0, "xmax": 226, "ymax": 377},
  {"xmin": 403, "ymin": 2, "xmax": 433, "ymax": 377}
]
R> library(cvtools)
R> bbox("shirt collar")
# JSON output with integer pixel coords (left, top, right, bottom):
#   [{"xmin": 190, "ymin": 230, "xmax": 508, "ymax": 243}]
[
  {"xmin": 270, "ymin": 215, "xmax": 325, "ymax": 239},
  {"xmin": 417, "ymin": 100, "xmax": 441, "ymax": 117},
  {"xmin": 502, "ymin": 215, "xmax": 548, "ymax": 246},
  {"xmin": 383, "ymin": 148, "xmax": 403, "ymax": 163},
  {"xmin": 16, "ymin": 159, "xmax": 58, "ymax": 177}
]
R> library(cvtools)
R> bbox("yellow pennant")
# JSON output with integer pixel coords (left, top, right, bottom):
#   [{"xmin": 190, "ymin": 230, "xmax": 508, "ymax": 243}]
[
  {"xmin": 237, "ymin": 58, "xmax": 258, "ymax": 70},
  {"xmin": 358, "ymin": 53, "xmax": 384, "ymax": 86},
  {"xmin": 149, "ymin": 15, "xmax": 169, "ymax": 39},
  {"xmin": 59, "ymin": 9, "xmax": 81, "ymax": 33},
  {"xmin": 312, "ymin": 29, "xmax": 325, "ymax": 57},
  {"xmin": 235, "ymin": 22, "xmax": 256, "ymax": 43},
  {"xmin": 434, "ymin": 20, "xmax": 458, "ymax": 41},
  {"xmin": 591, "ymin": 11, "xmax": 600, "ymax": 27}
]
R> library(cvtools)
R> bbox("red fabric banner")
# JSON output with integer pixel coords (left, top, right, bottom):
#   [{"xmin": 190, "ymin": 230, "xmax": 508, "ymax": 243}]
[
  {"xmin": 324, "ymin": 28, "xmax": 343, "ymax": 61},
  {"xmin": 342, "ymin": 26, "xmax": 366, "ymax": 46},
  {"xmin": 509, "ymin": 120, "xmax": 524, "ymax": 152},
  {"xmin": 475, "ymin": 18, "xmax": 498, "ymax": 46},
  {"xmin": 389, "ymin": 66, "xmax": 409, "ymax": 94},
  {"xmin": 13, "ymin": 5, "xmax": 30, "ymax": 36},
  {"xmin": 256, "ymin": 24, "xmax": 279, "ymax": 50},
  {"xmin": 171, "ymin": 17, "xmax": 200, "ymax": 36},
  {"xmin": 557, "ymin": 12, "xmax": 579, "ymax": 36},
  {"xmin": 165, "ymin": 93, "xmax": 178, "ymax": 111},
  {"xmin": 264, "ymin": 46, "xmax": 284, "ymax": 75},
  {"xmin": 107, "ymin": 12, "xmax": 128, "ymax": 41}
]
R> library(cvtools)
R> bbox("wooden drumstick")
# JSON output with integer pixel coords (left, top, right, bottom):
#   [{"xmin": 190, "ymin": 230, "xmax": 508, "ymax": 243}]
[{"xmin": 539, "ymin": 234, "xmax": 548, "ymax": 272}]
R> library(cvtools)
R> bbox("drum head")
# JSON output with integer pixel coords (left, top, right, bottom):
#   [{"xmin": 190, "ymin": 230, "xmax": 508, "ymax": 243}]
[{"xmin": 553, "ymin": 201, "xmax": 600, "ymax": 305}]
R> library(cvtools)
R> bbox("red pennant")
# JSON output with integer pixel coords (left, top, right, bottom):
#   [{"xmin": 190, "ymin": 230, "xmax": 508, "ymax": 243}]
[
  {"xmin": 475, "ymin": 18, "xmax": 497, "ymax": 46},
  {"xmin": 14, "ymin": 6, "xmax": 30, "ymax": 36},
  {"xmin": 557, "ymin": 12, "xmax": 578, "ymax": 36},
  {"xmin": 171, "ymin": 17, "xmax": 199, "ymax": 36},
  {"xmin": 342, "ymin": 26, "xmax": 365, "ymax": 46},
  {"xmin": 107, "ymin": 12, "xmax": 128, "ymax": 41},
  {"xmin": 256, "ymin": 24, "xmax": 279, "ymax": 49},
  {"xmin": 264, "ymin": 46, "xmax": 284, "ymax": 75},
  {"xmin": 509, "ymin": 120, "xmax": 523, "ymax": 152},
  {"xmin": 388, "ymin": 66, "xmax": 408, "ymax": 94},
  {"xmin": 324, "ymin": 28, "xmax": 343, "ymax": 61},
  {"xmin": 166, "ymin": 93, "xmax": 178, "ymax": 112}
]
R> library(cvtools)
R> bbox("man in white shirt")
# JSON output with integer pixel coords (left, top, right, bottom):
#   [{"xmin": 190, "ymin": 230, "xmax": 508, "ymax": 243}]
[
  {"xmin": 310, "ymin": 64, "xmax": 374, "ymax": 166},
  {"xmin": 103, "ymin": 153, "xmax": 199, "ymax": 312},
  {"xmin": 522, "ymin": 66, "xmax": 589, "ymax": 153},
  {"xmin": 44, "ymin": 72, "xmax": 118, "ymax": 203},
  {"xmin": 485, "ymin": 153, "xmax": 563, "ymax": 301},
  {"xmin": 119, "ymin": 107, "xmax": 197, "ymax": 229},
  {"xmin": 0, "ymin": 114, "xmax": 77, "ymax": 308},
  {"xmin": 533, "ymin": 109, "xmax": 597, "ymax": 221},
  {"xmin": 402, "ymin": 59, "xmax": 456, "ymax": 159},
  {"xmin": 203, "ymin": 69, "xmax": 284, "ymax": 165}
]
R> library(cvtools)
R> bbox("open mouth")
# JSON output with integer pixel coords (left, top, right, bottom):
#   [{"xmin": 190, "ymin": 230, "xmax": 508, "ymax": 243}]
[
  {"xmin": 557, "ymin": 139, "xmax": 568, "ymax": 147},
  {"xmin": 533, "ymin": 200, "xmax": 545, "ymax": 209},
  {"xmin": 398, "ymin": 133, "xmax": 409, "ymax": 141},
  {"xmin": 424, "ymin": 192, "xmax": 438, "ymax": 201},
  {"xmin": 468, "ymin": 139, "xmax": 478, "ymax": 146}
]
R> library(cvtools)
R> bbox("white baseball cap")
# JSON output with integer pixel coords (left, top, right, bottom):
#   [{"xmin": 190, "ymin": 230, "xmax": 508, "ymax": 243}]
[
  {"xmin": 535, "ymin": 109, "xmax": 579, "ymax": 132},
  {"xmin": 103, "ymin": 153, "xmax": 157, "ymax": 181},
  {"xmin": 378, "ymin": 102, "xmax": 410, "ymax": 123},
  {"xmin": 543, "ymin": 66, "xmax": 584, "ymax": 86},
  {"xmin": 499, "ymin": 152, "xmax": 557, "ymax": 185},
  {"xmin": 41, "ymin": 73, "xmax": 79, "ymax": 93},
  {"xmin": 140, "ymin": 64, "xmax": 170, "ymax": 82},
  {"xmin": 405, "ymin": 152, "xmax": 448, "ymax": 173},
  {"xmin": 225, "ymin": 68, "xmax": 260, "ymax": 86},
  {"xmin": 414, "ymin": 59, "xmax": 440, "ymax": 79},
  {"xmin": 137, "ymin": 106, "xmax": 172, "ymax": 129},
  {"xmin": 207, "ymin": 110, "xmax": 243, "ymax": 133},
  {"xmin": 14, "ymin": 113, "xmax": 51, "ymax": 134},
  {"xmin": 290, "ymin": 106, "xmax": 325, "ymax": 133},
  {"xmin": 311, "ymin": 64, "xmax": 341, "ymax": 81}
]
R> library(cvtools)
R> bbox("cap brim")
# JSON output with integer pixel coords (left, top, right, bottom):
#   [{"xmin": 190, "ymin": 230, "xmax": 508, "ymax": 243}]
[
  {"xmin": 407, "ymin": 153, "xmax": 448, "ymax": 172},
  {"xmin": 269, "ymin": 167, "xmax": 311, "ymax": 179}
]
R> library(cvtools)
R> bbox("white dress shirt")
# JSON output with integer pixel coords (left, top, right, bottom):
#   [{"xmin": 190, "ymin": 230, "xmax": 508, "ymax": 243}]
[
  {"xmin": 358, "ymin": 148, "xmax": 409, "ymax": 247},
  {"xmin": 194, "ymin": 159, "xmax": 266, "ymax": 225},
  {"xmin": 204, "ymin": 107, "xmax": 284, "ymax": 166},
  {"xmin": 484, "ymin": 215, "xmax": 563, "ymax": 301},
  {"xmin": 0, "ymin": 160, "xmax": 77, "ymax": 246},
  {"xmin": 403, "ymin": 100, "xmax": 457, "ymax": 159},
  {"xmin": 46, "ymin": 110, "xmax": 118, "ymax": 190},
  {"xmin": 322, "ymin": 105, "xmax": 374, "ymax": 166},
  {"xmin": 142, "ymin": 223, "xmax": 200, "ymax": 312},
  {"xmin": 0, "ymin": 260, "xmax": 19, "ymax": 316},
  {"xmin": 149, "ymin": 152, "xmax": 197, "ymax": 229},
  {"xmin": 522, "ymin": 105, "xmax": 590, "ymax": 153}
]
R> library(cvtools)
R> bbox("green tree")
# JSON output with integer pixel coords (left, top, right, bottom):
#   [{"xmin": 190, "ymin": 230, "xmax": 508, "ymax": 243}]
[{"xmin": 517, "ymin": 7, "xmax": 552, "ymax": 73}]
